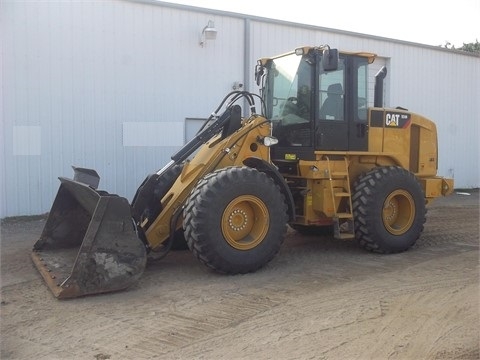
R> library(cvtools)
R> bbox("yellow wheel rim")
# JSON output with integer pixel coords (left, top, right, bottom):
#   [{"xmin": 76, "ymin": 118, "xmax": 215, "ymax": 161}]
[
  {"xmin": 382, "ymin": 190, "xmax": 415, "ymax": 235},
  {"xmin": 222, "ymin": 195, "xmax": 269, "ymax": 250}
]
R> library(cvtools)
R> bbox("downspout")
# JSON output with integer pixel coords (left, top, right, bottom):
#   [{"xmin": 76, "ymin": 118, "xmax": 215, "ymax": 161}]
[{"xmin": 244, "ymin": 18, "xmax": 251, "ymax": 99}]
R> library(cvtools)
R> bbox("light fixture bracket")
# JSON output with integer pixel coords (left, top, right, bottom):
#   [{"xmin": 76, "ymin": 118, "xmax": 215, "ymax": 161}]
[{"xmin": 200, "ymin": 20, "xmax": 217, "ymax": 47}]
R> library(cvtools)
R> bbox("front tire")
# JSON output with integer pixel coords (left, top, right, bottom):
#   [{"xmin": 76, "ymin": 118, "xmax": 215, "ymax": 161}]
[
  {"xmin": 352, "ymin": 166, "xmax": 426, "ymax": 253},
  {"xmin": 183, "ymin": 167, "xmax": 288, "ymax": 274}
]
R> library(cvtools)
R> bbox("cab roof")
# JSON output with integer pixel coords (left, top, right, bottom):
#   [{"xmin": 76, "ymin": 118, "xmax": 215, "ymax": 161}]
[{"xmin": 258, "ymin": 46, "xmax": 377, "ymax": 65}]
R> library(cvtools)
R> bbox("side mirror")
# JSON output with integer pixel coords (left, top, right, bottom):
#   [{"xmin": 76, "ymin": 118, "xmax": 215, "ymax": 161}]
[
  {"xmin": 322, "ymin": 48, "xmax": 339, "ymax": 71},
  {"xmin": 255, "ymin": 64, "xmax": 264, "ymax": 86}
]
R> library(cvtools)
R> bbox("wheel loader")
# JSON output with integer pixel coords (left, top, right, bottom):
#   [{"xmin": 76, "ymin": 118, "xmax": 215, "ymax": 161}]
[{"xmin": 32, "ymin": 46, "xmax": 454, "ymax": 299}]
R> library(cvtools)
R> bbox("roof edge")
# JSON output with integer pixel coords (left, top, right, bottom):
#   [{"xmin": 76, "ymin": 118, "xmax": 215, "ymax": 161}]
[{"xmin": 128, "ymin": 0, "xmax": 479, "ymax": 58}]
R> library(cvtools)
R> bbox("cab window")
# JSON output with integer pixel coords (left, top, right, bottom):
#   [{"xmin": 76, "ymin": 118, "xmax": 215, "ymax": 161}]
[{"xmin": 319, "ymin": 59, "xmax": 345, "ymax": 121}]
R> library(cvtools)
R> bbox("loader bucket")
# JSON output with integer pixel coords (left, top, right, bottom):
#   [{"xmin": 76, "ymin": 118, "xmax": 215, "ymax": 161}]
[{"xmin": 32, "ymin": 173, "xmax": 147, "ymax": 299}]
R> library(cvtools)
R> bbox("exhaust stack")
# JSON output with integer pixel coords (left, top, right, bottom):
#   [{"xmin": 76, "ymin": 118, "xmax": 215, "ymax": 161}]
[{"xmin": 374, "ymin": 66, "xmax": 387, "ymax": 108}]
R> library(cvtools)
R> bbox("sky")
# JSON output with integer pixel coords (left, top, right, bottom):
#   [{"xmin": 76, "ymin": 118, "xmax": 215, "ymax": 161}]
[{"xmin": 163, "ymin": 0, "xmax": 479, "ymax": 48}]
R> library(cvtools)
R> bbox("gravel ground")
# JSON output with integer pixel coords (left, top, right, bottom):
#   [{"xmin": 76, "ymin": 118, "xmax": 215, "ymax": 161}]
[{"xmin": 1, "ymin": 191, "xmax": 478, "ymax": 359}]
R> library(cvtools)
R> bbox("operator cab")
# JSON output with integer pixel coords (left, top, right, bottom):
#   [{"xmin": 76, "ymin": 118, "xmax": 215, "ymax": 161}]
[{"xmin": 256, "ymin": 46, "xmax": 375, "ymax": 161}]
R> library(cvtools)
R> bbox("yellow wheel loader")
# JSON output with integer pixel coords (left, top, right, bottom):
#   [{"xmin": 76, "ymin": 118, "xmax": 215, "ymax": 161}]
[{"xmin": 32, "ymin": 46, "xmax": 454, "ymax": 299}]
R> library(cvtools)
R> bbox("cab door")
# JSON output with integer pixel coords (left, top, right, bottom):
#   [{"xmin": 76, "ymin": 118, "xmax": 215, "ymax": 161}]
[
  {"xmin": 315, "ymin": 57, "xmax": 348, "ymax": 151},
  {"xmin": 315, "ymin": 56, "xmax": 369, "ymax": 152}
]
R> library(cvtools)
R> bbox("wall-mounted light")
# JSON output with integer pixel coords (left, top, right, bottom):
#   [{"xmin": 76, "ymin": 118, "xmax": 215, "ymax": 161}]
[{"xmin": 199, "ymin": 20, "xmax": 217, "ymax": 47}]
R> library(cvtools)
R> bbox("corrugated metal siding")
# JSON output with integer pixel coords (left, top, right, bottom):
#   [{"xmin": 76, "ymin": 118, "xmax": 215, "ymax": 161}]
[
  {"xmin": 1, "ymin": 0, "xmax": 478, "ymax": 217},
  {"xmin": 1, "ymin": 0, "xmax": 245, "ymax": 216}
]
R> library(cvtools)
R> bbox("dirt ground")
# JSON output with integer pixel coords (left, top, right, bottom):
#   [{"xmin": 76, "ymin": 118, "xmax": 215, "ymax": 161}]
[{"xmin": 1, "ymin": 191, "xmax": 479, "ymax": 360}]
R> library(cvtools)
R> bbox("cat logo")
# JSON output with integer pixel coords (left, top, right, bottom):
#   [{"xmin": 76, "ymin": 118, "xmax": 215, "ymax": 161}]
[
  {"xmin": 386, "ymin": 113, "xmax": 400, "ymax": 127},
  {"xmin": 385, "ymin": 112, "xmax": 411, "ymax": 128}
]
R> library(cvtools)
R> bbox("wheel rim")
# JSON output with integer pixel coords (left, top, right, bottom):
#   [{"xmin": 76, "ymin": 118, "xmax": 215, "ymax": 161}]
[
  {"xmin": 382, "ymin": 189, "xmax": 415, "ymax": 235},
  {"xmin": 222, "ymin": 195, "xmax": 269, "ymax": 250}
]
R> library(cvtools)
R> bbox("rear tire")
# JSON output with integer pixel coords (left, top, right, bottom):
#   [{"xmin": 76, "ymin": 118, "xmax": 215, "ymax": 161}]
[
  {"xmin": 352, "ymin": 166, "xmax": 426, "ymax": 253},
  {"xmin": 183, "ymin": 167, "xmax": 288, "ymax": 274}
]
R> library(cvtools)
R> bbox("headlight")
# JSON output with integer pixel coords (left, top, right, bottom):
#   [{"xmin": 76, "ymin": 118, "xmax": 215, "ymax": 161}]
[{"xmin": 262, "ymin": 136, "xmax": 279, "ymax": 147}]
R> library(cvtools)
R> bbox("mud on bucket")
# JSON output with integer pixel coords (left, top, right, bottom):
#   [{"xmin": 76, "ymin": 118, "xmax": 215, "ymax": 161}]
[{"xmin": 31, "ymin": 168, "xmax": 147, "ymax": 299}]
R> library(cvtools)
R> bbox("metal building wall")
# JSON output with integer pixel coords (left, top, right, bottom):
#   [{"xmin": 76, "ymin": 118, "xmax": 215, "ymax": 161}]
[
  {"xmin": 1, "ymin": 0, "xmax": 478, "ymax": 217},
  {"xmin": 1, "ymin": 0, "xmax": 245, "ymax": 216}
]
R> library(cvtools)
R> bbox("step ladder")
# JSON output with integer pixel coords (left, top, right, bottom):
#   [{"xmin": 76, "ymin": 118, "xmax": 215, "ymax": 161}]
[{"xmin": 326, "ymin": 156, "xmax": 355, "ymax": 240}]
